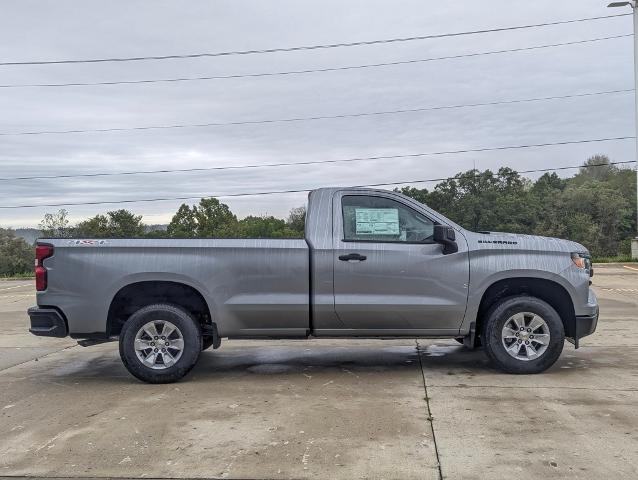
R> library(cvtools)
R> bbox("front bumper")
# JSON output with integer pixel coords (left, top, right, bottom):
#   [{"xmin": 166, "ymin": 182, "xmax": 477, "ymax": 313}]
[
  {"xmin": 574, "ymin": 310, "xmax": 599, "ymax": 340},
  {"xmin": 567, "ymin": 307, "xmax": 599, "ymax": 349},
  {"xmin": 28, "ymin": 306, "xmax": 68, "ymax": 337},
  {"xmin": 565, "ymin": 287, "xmax": 599, "ymax": 348}
]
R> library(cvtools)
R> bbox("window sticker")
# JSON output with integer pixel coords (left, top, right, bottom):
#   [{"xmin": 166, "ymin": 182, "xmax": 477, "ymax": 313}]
[{"xmin": 355, "ymin": 208, "xmax": 399, "ymax": 235}]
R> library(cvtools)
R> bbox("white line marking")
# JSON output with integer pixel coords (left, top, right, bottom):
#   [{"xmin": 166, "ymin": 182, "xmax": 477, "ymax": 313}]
[{"xmin": 623, "ymin": 265, "xmax": 638, "ymax": 272}]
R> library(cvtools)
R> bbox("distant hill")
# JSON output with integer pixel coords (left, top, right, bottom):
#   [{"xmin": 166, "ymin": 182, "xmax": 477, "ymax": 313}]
[
  {"xmin": 146, "ymin": 224, "xmax": 168, "ymax": 232},
  {"xmin": 15, "ymin": 228, "xmax": 41, "ymax": 245}
]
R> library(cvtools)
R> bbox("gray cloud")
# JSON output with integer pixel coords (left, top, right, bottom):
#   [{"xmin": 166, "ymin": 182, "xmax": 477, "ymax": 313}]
[{"xmin": 0, "ymin": 0, "xmax": 634, "ymax": 227}]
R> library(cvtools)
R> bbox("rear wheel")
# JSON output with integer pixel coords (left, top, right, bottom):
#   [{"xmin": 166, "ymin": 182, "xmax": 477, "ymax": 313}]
[
  {"xmin": 483, "ymin": 295, "xmax": 564, "ymax": 374},
  {"xmin": 119, "ymin": 304, "xmax": 202, "ymax": 383}
]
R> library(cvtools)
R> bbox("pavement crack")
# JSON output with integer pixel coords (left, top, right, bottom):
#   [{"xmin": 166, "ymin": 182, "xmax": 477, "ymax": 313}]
[
  {"xmin": 427, "ymin": 384, "xmax": 638, "ymax": 392},
  {"xmin": 572, "ymin": 345, "xmax": 638, "ymax": 348},
  {"xmin": 416, "ymin": 338, "xmax": 444, "ymax": 480}
]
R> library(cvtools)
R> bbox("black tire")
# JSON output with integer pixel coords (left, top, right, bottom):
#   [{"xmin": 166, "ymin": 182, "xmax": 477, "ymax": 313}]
[
  {"xmin": 119, "ymin": 303, "xmax": 202, "ymax": 383},
  {"xmin": 202, "ymin": 337, "xmax": 215, "ymax": 351},
  {"xmin": 483, "ymin": 295, "xmax": 564, "ymax": 374}
]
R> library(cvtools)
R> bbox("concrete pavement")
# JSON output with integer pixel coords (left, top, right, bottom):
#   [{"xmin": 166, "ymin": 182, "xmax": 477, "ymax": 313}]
[{"xmin": 0, "ymin": 266, "xmax": 636, "ymax": 479}]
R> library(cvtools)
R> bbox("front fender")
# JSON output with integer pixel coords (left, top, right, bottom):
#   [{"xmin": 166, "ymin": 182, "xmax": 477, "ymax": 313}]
[{"xmin": 461, "ymin": 265, "xmax": 581, "ymax": 335}]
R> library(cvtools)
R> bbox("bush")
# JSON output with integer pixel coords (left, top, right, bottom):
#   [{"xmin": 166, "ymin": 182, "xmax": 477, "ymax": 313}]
[{"xmin": 0, "ymin": 228, "xmax": 33, "ymax": 277}]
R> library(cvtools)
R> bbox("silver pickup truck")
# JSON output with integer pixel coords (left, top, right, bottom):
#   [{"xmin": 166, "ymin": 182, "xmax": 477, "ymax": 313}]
[{"xmin": 28, "ymin": 187, "xmax": 598, "ymax": 383}]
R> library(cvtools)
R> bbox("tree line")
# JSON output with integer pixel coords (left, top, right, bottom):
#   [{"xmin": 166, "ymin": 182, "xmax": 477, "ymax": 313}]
[
  {"xmin": 35, "ymin": 200, "xmax": 307, "ymax": 240},
  {"xmin": 400, "ymin": 156, "xmax": 636, "ymax": 259},
  {"xmin": 1, "ymin": 155, "xmax": 635, "ymax": 276}
]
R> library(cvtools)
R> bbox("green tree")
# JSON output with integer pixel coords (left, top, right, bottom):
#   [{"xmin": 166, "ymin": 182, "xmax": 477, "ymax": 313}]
[
  {"xmin": 167, "ymin": 198, "xmax": 238, "ymax": 238},
  {"xmin": 531, "ymin": 172, "xmax": 566, "ymax": 195},
  {"xmin": 75, "ymin": 209, "xmax": 145, "ymax": 238},
  {"xmin": 286, "ymin": 206, "xmax": 306, "ymax": 236},
  {"xmin": 105, "ymin": 209, "xmax": 145, "ymax": 237},
  {"xmin": 398, "ymin": 186, "xmax": 430, "ymax": 206},
  {"xmin": 574, "ymin": 155, "xmax": 616, "ymax": 183},
  {"xmin": 529, "ymin": 172, "xmax": 567, "ymax": 239},
  {"xmin": 238, "ymin": 215, "xmax": 299, "ymax": 238},
  {"xmin": 39, "ymin": 209, "xmax": 71, "ymax": 238},
  {"xmin": 592, "ymin": 165, "xmax": 636, "ymax": 252},
  {"xmin": 402, "ymin": 167, "xmax": 533, "ymax": 233},
  {"xmin": 561, "ymin": 181, "xmax": 631, "ymax": 257},
  {"xmin": 0, "ymin": 228, "xmax": 33, "ymax": 276},
  {"xmin": 565, "ymin": 156, "xmax": 636, "ymax": 256},
  {"xmin": 75, "ymin": 214, "xmax": 109, "ymax": 237},
  {"xmin": 167, "ymin": 204, "xmax": 198, "ymax": 238}
]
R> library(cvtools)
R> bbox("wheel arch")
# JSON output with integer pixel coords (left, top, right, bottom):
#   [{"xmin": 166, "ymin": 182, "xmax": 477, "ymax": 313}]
[
  {"xmin": 474, "ymin": 277, "xmax": 577, "ymax": 344},
  {"xmin": 107, "ymin": 280, "xmax": 212, "ymax": 337}
]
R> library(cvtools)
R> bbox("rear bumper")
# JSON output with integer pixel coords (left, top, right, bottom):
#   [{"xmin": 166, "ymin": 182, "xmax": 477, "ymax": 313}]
[{"xmin": 28, "ymin": 306, "xmax": 68, "ymax": 338}]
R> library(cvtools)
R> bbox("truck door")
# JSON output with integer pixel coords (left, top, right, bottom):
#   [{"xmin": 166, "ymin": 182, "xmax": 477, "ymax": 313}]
[{"xmin": 330, "ymin": 191, "xmax": 469, "ymax": 334}]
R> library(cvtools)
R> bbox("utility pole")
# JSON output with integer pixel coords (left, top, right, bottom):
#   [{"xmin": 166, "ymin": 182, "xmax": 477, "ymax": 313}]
[
  {"xmin": 608, "ymin": 2, "xmax": 638, "ymax": 258},
  {"xmin": 633, "ymin": 1, "xmax": 638, "ymax": 259}
]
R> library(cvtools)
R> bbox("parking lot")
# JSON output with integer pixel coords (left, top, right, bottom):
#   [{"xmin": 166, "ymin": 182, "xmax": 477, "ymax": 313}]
[{"xmin": 0, "ymin": 265, "xmax": 636, "ymax": 479}]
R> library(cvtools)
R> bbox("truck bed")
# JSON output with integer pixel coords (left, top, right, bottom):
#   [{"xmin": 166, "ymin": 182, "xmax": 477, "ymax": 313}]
[{"xmin": 37, "ymin": 238, "xmax": 310, "ymax": 337}]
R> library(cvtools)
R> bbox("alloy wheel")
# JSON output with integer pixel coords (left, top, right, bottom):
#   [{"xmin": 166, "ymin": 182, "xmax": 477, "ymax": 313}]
[
  {"xmin": 501, "ymin": 312, "xmax": 550, "ymax": 361},
  {"xmin": 134, "ymin": 320, "xmax": 184, "ymax": 369}
]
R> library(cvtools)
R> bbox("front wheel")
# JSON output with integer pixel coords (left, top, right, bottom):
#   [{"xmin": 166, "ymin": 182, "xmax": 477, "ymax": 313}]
[
  {"xmin": 483, "ymin": 295, "xmax": 564, "ymax": 374},
  {"xmin": 119, "ymin": 304, "xmax": 202, "ymax": 383}
]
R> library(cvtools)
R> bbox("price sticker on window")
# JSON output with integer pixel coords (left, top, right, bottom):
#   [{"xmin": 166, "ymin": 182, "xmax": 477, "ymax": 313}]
[{"xmin": 355, "ymin": 208, "xmax": 399, "ymax": 235}]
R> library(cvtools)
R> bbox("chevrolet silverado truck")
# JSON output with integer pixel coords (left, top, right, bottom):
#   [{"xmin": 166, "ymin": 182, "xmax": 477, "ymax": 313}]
[{"xmin": 28, "ymin": 187, "xmax": 598, "ymax": 383}]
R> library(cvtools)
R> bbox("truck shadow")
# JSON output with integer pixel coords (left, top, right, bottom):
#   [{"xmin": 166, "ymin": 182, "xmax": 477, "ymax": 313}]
[
  {"xmin": 49, "ymin": 341, "xmax": 602, "ymax": 384},
  {"xmin": 189, "ymin": 341, "xmax": 493, "ymax": 378},
  {"xmin": 187, "ymin": 341, "xmax": 605, "ymax": 382}
]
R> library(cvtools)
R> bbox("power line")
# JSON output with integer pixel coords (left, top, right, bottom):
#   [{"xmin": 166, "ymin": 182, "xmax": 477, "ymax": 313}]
[
  {"xmin": 1, "ymin": 136, "xmax": 634, "ymax": 183},
  {"xmin": 0, "ymin": 89, "xmax": 633, "ymax": 137},
  {"xmin": 0, "ymin": 34, "xmax": 631, "ymax": 88},
  {"xmin": 0, "ymin": 13, "xmax": 631, "ymax": 67},
  {"xmin": 0, "ymin": 160, "xmax": 633, "ymax": 210}
]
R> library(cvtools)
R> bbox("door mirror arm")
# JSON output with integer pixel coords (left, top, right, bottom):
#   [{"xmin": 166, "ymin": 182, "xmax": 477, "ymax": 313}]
[{"xmin": 433, "ymin": 225, "xmax": 458, "ymax": 254}]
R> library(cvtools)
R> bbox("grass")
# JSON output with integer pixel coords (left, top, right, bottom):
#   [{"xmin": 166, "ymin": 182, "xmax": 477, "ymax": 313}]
[
  {"xmin": 592, "ymin": 255, "xmax": 637, "ymax": 264},
  {"xmin": 0, "ymin": 272, "xmax": 34, "ymax": 280}
]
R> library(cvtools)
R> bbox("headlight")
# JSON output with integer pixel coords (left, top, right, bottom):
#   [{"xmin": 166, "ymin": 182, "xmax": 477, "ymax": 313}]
[{"xmin": 571, "ymin": 252, "xmax": 593, "ymax": 276}]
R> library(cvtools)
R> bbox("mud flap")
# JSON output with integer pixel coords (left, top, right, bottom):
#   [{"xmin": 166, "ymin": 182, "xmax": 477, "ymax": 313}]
[
  {"xmin": 202, "ymin": 323, "xmax": 221, "ymax": 349},
  {"xmin": 463, "ymin": 322, "xmax": 477, "ymax": 349}
]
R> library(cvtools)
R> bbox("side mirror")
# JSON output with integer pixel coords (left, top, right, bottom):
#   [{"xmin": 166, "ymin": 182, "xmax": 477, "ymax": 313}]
[{"xmin": 433, "ymin": 225, "xmax": 458, "ymax": 254}]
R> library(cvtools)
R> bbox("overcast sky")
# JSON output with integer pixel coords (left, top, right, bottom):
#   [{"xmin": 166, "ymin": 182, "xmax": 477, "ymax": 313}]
[{"xmin": 0, "ymin": 0, "xmax": 634, "ymax": 228}]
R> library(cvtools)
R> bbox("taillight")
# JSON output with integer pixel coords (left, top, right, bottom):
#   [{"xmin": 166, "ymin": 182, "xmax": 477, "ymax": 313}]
[{"xmin": 35, "ymin": 244, "xmax": 54, "ymax": 291}]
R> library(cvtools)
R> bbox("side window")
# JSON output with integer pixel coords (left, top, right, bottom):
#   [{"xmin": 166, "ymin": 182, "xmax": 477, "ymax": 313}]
[{"xmin": 341, "ymin": 195, "xmax": 435, "ymax": 243}]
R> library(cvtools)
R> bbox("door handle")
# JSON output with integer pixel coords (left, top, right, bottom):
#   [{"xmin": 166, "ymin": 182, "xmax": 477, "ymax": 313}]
[{"xmin": 339, "ymin": 253, "xmax": 367, "ymax": 261}]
